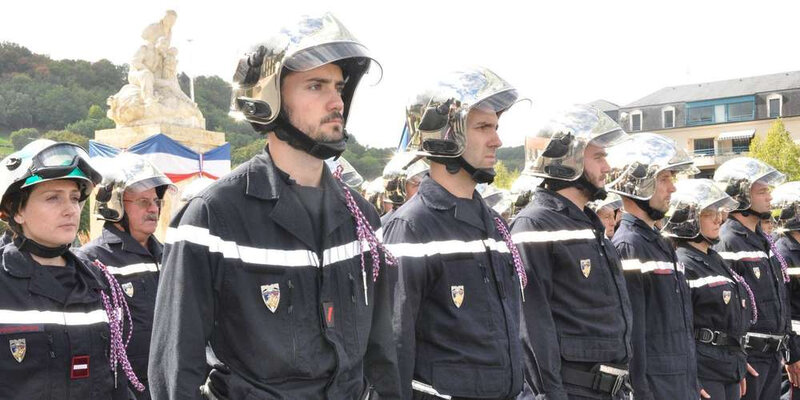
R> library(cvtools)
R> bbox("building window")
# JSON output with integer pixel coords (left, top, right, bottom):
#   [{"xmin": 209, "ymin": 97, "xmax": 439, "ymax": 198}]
[
  {"xmin": 727, "ymin": 101, "xmax": 754, "ymax": 121},
  {"xmin": 630, "ymin": 110, "xmax": 642, "ymax": 131},
  {"xmin": 662, "ymin": 107, "xmax": 675, "ymax": 128},
  {"xmin": 686, "ymin": 95, "xmax": 755, "ymax": 126},
  {"xmin": 687, "ymin": 106, "xmax": 714, "ymax": 125},
  {"xmin": 732, "ymin": 137, "xmax": 751, "ymax": 154},
  {"xmin": 693, "ymin": 138, "xmax": 715, "ymax": 156},
  {"xmin": 768, "ymin": 94, "xmax": 783, "ymax": 118}
]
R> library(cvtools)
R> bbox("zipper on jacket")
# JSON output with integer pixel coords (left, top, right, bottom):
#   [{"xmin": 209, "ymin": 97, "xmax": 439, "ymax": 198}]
[
  {"xmin": 287, "ymin": 279, "xmax": 297, "ymax": 364},
  {"xmin": 348, "ymin": 272, "xmax": 357, "ymax": 303}
]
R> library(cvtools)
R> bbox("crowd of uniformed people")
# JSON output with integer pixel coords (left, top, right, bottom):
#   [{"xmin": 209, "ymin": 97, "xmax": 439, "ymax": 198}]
[{"xmin": 4, "ymin": 11, "xmax": 800, "ymax": 400}]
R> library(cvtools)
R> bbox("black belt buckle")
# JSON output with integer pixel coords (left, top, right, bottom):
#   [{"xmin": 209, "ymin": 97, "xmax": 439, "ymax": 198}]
[
  {"xmin": 599, "ymin": 365, "xmax": 628, "ymax": 396},
  {"xmin": 697, "ymin": 328, "xmax": 715, "ymax": 344}
]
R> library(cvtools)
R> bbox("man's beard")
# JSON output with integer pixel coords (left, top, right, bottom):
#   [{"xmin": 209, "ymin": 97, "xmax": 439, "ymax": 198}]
[{"xmin": 285, "ymin": 106, "xmax": 344, "ymax": 142}]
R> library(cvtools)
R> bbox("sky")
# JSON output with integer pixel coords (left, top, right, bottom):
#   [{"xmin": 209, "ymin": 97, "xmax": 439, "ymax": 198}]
[{"xmin": 4, "ymin": 0, "xmax": 799, "ymax": 149}]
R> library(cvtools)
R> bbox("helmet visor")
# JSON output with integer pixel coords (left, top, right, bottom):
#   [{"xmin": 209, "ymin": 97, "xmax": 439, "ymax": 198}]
[
  {"xmin": 473, "ymin": 89, "xmax": 520, "ymax": 114},
  {"xmin": 589, "ymin": 128, "xmax": 629, "ymax": 148},
  {"xmin": 285, "ymin": 41, "xmax": 377, "ymax": 72}
]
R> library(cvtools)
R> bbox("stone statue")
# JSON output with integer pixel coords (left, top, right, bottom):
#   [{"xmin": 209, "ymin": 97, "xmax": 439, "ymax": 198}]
[{"xmin": 107, "ymin": 10, "xmax": 205, "ymax": 129}]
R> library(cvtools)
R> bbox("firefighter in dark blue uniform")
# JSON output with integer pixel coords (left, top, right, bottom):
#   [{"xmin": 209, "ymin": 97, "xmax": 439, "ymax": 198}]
[
  {"xmin": 766, "ymin": 181, "xmax": 800, "ymax": 399},
  {"xmin": 510, "ymin": 105, "xmax": 633, "ymax": 400},
  {"xmin": 662, "ymin": 178, "xmax": 756, "ymax": 399},
  {"xmin": 605, "ymin": 132, "xmax": 700, "ymax": 400},
  {"xmin": 77, "ymin": 153, "xmax": 175, "ymax": 400},
  {"xmin": 383, "ymin": 67, "xmax": 526, "ymax": 400},
  {"xmin": 148, "ymin": 13, "xmax": 401, "ymax": 400},
  {"xmin": 0, "ymin": 139, "xmax": 142, "ymax": 399},
  {"xmin": 380, "ymin": 152, "xmax": 429, "ymax": 225},
  {"xmin": 713, "ymin": 157, "xmax": 800, "ymax": 400}
]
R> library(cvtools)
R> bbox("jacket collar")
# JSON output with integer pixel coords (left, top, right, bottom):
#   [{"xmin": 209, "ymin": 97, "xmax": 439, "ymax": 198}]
[
  {"xmin": 725, "ymin": 216, "xmax": 768, "ymax": 250},
  {"xmin": 245, "ymin": 146, "xmax": 352, "ymax": 250},
  {"xmin": 419, "ymin": 176, "xmax": 493, "ymax": 233},
  {"xmin": 532, "ymin": 187, "xmax": 603, "ymax": 229},
  {"xmin": 782, "ymin": 233, "xmax": 800, "ymax": 251},
  {"xmin": 101, "ymin": 222, "xmax": 162, "ymax": 259},
  {"xmin": 3, "ymin": 242, "xmax": 105, "ymax": 304},
  {"xmin": 620, "ymin": 213, "xmax": 660, "ymax": 242}
]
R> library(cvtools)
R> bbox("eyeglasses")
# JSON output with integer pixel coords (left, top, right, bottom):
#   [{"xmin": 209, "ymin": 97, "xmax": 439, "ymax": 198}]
[{"xmin": 123, "ymin": 198, "xmax": 164, "ymax": 209}]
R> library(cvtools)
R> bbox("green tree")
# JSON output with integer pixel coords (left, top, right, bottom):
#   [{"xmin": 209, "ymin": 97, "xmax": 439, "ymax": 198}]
[
  {"xmin": 42, "ymin": 130, "xmax": 89, "ymax": 149},
  {"xmin": 493, "ymin": 160, "xmax": 520, "ymax": 189},
  {"xmin": 10, "ymin": 127, "xmax": 40, "ymax": 149},
  {"xmin": 232, "ymin": 138, "xmax": 265, "ymax": 166},
  {"xmin": 749, "ymin": 119, "xmax": 800, "ymax": 181}
]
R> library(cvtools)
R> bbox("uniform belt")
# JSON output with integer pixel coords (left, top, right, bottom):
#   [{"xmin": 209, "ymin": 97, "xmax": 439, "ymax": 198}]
[
  {"xmin": 561, "ymin": 364, "xmax": 630, "ymax": 396},
  {"xmin": 411, "ymin": 380, "xmax": 451, "ymax": 399},
  {"xmin": 745, "ymin": 332, "xmax": 788, "ymax": 353},
  {"xmin": 694, "ymin": 328, "xmax": 746, "ymax": 350}
]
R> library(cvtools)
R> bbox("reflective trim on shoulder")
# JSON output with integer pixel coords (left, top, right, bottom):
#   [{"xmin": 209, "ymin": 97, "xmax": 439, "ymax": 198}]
[
  {"xmin": 793, "ymin": 320, "xmax": 800, "ymax": 333},
  {"xmin": 385, "ymin": 238, "xmax": 509, "ymax": 258},
  {"xmin": 688, "ymin": 275, "xmax": 733, "ymax": 288},
  {"xmin": 787, "ymin": 267, "xmax": 800, "ymax": 276},
  {"xmin": 411, "ymin": 380, "xmax": 451, "ymax": 399},
  {"xmin": 717, "ymin": 251, "xmax": 769, "ymax": 261},
  {"xmin": 621, "ymin": 259, "xmax": 674, "ymax": 274},
  {"xmin": 166, "ymin": 225, "xmax": 382, "ymax": 268},
  {"xmin": 0, "ymin": 309, "xmax": 108, "ymax": 326},
  {"xmin": 512, "ymin": 229, "xmax": 595, "ymax": 244},
  {"xmin": 106, "ymin": 263, "xmax": 159, "ymax": 276}
]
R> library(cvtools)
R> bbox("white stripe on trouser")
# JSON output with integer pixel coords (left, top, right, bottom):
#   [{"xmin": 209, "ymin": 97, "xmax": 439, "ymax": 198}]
[
  {"xmin": 0, "ymin": 309, "xmax": 108, "ymax": 325},
  {"xmin": 717, "ymin": 251, "xmax": 769, "ymax": 261},
  {"xmin": 411, "ymin": 380, "xmax": 451, "ymax": 399},
  {"xmin": 106, "ymin": 262, "xmax": 158, "ymax": 276},
  {"xmin": 688, "ymin": 275, "xmax": 733, "ymax": 288},
  {"xmin": 620, "ymin": 259, "xmax": 674, "ymax": 273},
  {"xmin": 167, "ymin": 225, "xmax": 380, "ymax": 268},
  {"xmin": 386, "ymin": 239, "xmax": 509, "ymax": 258},
  {"xmin": 511, "ymin": 229, "xmax": 595, "ymax": 244}
]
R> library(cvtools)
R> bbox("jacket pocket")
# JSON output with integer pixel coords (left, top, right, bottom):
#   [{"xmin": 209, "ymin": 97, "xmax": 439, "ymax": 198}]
[
  {"xmin": 0, "ymin": 331, "xmax": 50, "ymax": 399},
  {"xmin": 431, "ymin": 362, "xmax": 507, "ymax": 398},
  {"xmin": 645, "ymin": 354, "xmax": 690, "ymax": 399}
]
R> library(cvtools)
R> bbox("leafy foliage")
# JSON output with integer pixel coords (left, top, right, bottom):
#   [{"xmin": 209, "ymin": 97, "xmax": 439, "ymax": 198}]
[{"xmin": 749, "ymin": 118, "xmax": 800, "ymax": 181}]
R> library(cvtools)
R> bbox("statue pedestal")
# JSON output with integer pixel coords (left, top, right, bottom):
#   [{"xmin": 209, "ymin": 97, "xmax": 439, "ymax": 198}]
[{"xmin": 89, "ymin": 124, "xmax": 227, "ymax": 243}]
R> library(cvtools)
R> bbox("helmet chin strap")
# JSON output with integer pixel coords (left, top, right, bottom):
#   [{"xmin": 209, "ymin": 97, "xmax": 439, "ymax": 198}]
[
  {"xmin": 633, "ymin": 198, "xmax": 667, "ymax": 221},
  {"xmin": 455, "ymin": 157, "xmax": 495, "ymax": 184},
  {"xmin": 13, "ymin": 234, "xmax": 70, "ymax": 258},
  {"xmin": 734, "ymin": 209, "xmax": 772, "ymax": 220},
  {"xmin": 271, "ymin": 114, "xmax": 349, "ymax": 160},
  {"xmin": 542, "ymin": 173, "xmax": 606, "ymax": 202}
]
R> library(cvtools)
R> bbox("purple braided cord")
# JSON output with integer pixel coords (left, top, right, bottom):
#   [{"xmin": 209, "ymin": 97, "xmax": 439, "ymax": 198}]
[
  {"xmin": 332, "ymin": 165, "xmax": 396, "ymax": 281},
  {"xmin": 723, "ymin": 263, "xmax": 758, "ymax": 324},
  {"xmin": 493, "ymin": 217, "xmax": 528, "ymax": 290},
  {"xmin": 763, "ymin": 232, "xmax": 791, "ymax": 283},
  {"xmin": 93, "ymin": 260, "xmax": 145, "ymax": 392}
]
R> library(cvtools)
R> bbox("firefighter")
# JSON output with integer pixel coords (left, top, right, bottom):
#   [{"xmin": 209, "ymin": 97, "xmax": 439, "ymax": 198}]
[
  {"xmin": 662, "ymin": 178, "xmax": 756, "ymax": 399},
  {"xmin": 381, "ymin": 152, "xmax": 429, "ymax": 224},
  {"xmin": 511, "ymin": 104, "xmax": 633, "ymax": 400},
  {"xmin": 606, "ymin": 132, "xmax": 700, "ymax": 399},
  {"xmin": 148, "ymin": 13, "xmax": 400, "ymax": 399},
  {"xmin": 763, "ymin": 181, "xmax": 800, "ymax": 399},
  {"xmin": 0, "ymin": 139, "xmax": 141, "ymax": 399},
  {"xmin": 713, "ymin": 157, "xmax": 800, "ymax": 400},
  {"xmin": 383, "ymin": 67, "xmax": 526, "ymax": 399},
  {"xmin": 77, "ymin": 152, "xmax": 176, "ymax": 399},
  {"xmin": 588, "ymin": 193, "xmax": 623, "ymax": 239}
]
